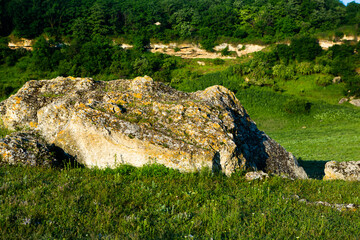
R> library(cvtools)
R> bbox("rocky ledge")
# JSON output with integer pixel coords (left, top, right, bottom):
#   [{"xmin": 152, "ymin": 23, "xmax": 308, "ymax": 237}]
[{"xmin": 0, "ymin": 76, "xmax": 307, "ymax": 178}]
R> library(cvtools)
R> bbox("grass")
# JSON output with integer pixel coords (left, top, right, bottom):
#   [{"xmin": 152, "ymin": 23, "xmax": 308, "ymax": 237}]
[
  {"xmin": 1, "ymin": 164, "xmax": 360, "ymax": 239},
  {"xmin": 180, "ymin": 58, "xmax": 242, "ymax": 75},
  {"xmin": 278, "ymin": 75, "xmax": 347, "ymax": 105}
]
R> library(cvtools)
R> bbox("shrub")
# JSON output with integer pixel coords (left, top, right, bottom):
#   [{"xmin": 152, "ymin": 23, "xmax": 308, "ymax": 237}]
[
  {"xmin": 313, "ymin": 64, "xmax": 324, "ymax": 73},
  {"xmin": 344, "ymin": 76, "xmax": 360, "ymax": 97},
  {"xmin": 334, "ymin": 31, "xmax": 344, "ymax": 41},
  {"xmin": 283, "ymin": 99, "xmax": 311, "ymax": 114},
  {"xmin": 213, "ymin": 58, "xmax": 225, "ymax": 65},
  {"xmin": 296, "ymin": 62, "xmax": 313, "ymax": 75},
  {"xmin": 233, "ymin": 28, "xmax": 248, "ymax": 39},
  {"xmin": 231, "ymin": 63, "xmax": 251, "ymax": 76},
  {"xmin": 315, "ymin": 75, "xmax": 333, "ymax": 87},
  {"xmin": 290, "ymin": 36, "xmax": 322, "ymax": 61},
  {"xmin": 274, "ymin": 44, "xmax": 293, "ymax": 64},
  {"xmin": 272, "ymin": 64, "xmax": 295, "ymax": 80},
  {"xmin": 221, "ymin": 46, "xmax": 231, "ymax": 56}
]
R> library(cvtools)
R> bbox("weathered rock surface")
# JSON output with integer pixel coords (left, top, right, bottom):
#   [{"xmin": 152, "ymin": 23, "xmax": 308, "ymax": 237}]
[
  {"xmin": 0, "ymin": 76, "xmax": 307, "ymax": 178},
  {"xmin": 349, "ymin": 99, "xmax": 360, "ymax": 107},
  {"xmin": 332, "ymin": 76, "xmax": 342, "ymax": 84},
  {"xmin": 245, "ymin": 171, "xmax": 269, "ymax": 181},
  {"xmin": 0, "ymin": 131, "xmax": 60, "ymax": 167},
  {"xmin": 338, "ymin": 98, "xmax": 348, "ymax": 104},
  {"xmin": 324, "ymin": 161, "xmax": 360, "ymax": 181}
]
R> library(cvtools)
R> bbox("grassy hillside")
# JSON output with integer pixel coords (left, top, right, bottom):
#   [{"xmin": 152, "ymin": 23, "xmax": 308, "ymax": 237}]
[{"xmin": 1, "ymin": 164, "xmax": 360, "ymax": 239}]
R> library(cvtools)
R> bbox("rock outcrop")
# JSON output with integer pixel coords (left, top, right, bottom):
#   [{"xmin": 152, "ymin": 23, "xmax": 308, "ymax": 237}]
[
  {"xmin": 324, "ymin": 161, "xmax": 360, "ymax": 181},
  {"xmin": 245, "ymin": 171, "xmax": 269, "ymax": 181},
  {"xmin": 0, "ymin": 76, "xmax": 307, "ymax": 178},
  {"xmin": 349, "ymin": 99, "xmax": 360, "ymax": 107},
  {"xmin": 0, "ymin": 131, "xmax": 60, "ymax": 167},
  {"xmin": 338, "ymin": 98, "xmax": 348, "ymax": 104}
]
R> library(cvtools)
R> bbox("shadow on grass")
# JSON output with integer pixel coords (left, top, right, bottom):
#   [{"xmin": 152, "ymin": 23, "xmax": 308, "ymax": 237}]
[{"xmin": 298, "ymin": 158, "xmax": 329, "ymax": 180}]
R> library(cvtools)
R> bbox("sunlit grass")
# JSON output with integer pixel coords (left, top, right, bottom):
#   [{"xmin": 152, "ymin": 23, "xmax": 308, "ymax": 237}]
[
  {"xmin": 278, "ymin": 75, "xmax": 346, "ymax": 105},
  {"xmin": 1, "ymin": 164, "xmax": 360, "ymax": 239}
]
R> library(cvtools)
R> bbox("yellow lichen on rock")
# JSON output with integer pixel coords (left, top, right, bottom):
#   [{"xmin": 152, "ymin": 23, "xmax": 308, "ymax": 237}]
[
  {"xmin": 133, "ymin": 93, "xmax": 142, "ymax": 99},
  {"xmin": 29, "ymin": 122, "xmax": 38, "ymax": 129},
  {"xmin": 14, "ymin": 96, "xmax": 22, "ymax": 104}
]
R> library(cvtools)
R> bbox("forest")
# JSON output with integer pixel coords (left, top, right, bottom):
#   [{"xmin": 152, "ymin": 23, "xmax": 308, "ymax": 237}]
[{"xmin": 0, "ymin": 0, "xmax": 360, "ymax": 44}]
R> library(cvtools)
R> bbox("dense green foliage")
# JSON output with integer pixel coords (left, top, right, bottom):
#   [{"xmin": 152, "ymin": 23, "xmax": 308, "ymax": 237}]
[
  {"xmin": 1, "ymin": 0, "xmax": 360, "ymax": 44},
  {"xmin": 1, "ymin": 164, "xmax": 360, "ymax": 239}
]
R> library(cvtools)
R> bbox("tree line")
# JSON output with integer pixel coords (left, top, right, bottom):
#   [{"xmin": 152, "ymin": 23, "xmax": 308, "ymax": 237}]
[{"xmin": 0, "ymin": 0, "xmax": 360, "ymax": 45}]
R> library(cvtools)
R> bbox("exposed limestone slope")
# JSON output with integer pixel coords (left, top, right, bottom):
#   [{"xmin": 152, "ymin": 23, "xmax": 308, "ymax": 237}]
[{"xmin": 0, "ymin": 76, "xmax": 307, "ymax": 178}]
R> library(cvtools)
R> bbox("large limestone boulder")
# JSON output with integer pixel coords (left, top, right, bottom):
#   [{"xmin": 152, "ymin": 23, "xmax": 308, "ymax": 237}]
[
  {"xmin": 324, "ymin": 161, "xmax": 360, "ymax": 181},
  {"xmin": 0, "ymin": 76, "xmax": 307, "ymax": 178}
]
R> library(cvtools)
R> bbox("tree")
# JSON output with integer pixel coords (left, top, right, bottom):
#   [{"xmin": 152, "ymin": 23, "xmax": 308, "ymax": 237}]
[
  {"xmin": 132, "ymin": 34, "xmax": 150, "ymax": 53},
  {"xmin": 88, "ymin": 3, "xmax": 110, "ymax": 37},
  {"xmin": 290, "ymin": 36, "xmax": 322, "ymax": 61},
  {"xmin": 31, "ymin": 36, "xmax": 55, "ymax": 71},
  {"xmin": 274, "ymin": 44, "xmax": 293, "ymax": 64}
]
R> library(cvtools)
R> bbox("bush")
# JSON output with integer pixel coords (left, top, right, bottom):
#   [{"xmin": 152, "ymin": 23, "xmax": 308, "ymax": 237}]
[
  {"xmin": 231, "ymin": 63, "xmax": 251, "ymax": 76},
  {"xmin": 283, "ymin": 99, "xmax": 311, "ymax": 114},
  {"xmin": 290, "ymin": 36, "xmax": 322, "ymax": 61},
  {"xmin": 334, "ymin": 31, "xmax": 344, "ymax": 41},
  {"xmin": 344, "ymin": 76, "xmax": 360, "ymax": 97},
  {"xmin": 233, "ymin": 28, "xmax": 248, "ymax": 39},
  {"xmin": 315, "ymin": 75, "xmax": 333, "ymax": 87},
  {"xmin": 296, "ymin": 62, "xmax": 313, "ymax": 75},
  {"xmin": 313, "ymin": 64, "xmax": 324, "ymax": 73},
  {"xmin": 272, "ymin": 64, "xmax": 295, "ymax": 80},
  {"xmin": 213, "ymin": 58, "xmax": 225, "ymax": 65},
  {"xmin": 274, "ymin": 44, "xmax": 293, "ymax": 64},
  {"xmin": 220, "ymin": 46, "xmax": 231, "ymax": 56}
]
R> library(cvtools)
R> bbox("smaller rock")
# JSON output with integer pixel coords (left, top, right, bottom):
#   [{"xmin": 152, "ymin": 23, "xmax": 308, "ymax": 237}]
[
  {"xmin": 332, "ymin": 76, "xmax": 342, "ymax": 84},
  {"xmin": 130, "ymin": 75, "xmax": 154, "ymax": 93},
  {"xmin": 324, "ymin": 161, "xmax": 360, "ymax": 181},
  {"xmin": 349, "ymin": 99, "xmax": 360, "ymax": 107},
  {"xmin": 338, "ymin": 98, "xmax": 348, "ymax": 104},
  {"xmin": 0, "ymin": 131, "xmax": 60, "ymax": 167},
  {"xmin": 245, "ymin": 171, "xmax": 269, "ymax": 181}
]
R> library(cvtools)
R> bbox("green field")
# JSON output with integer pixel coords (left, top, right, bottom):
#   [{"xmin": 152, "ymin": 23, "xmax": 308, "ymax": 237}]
[{"xmin": 1, "ymin": 164, "xmax": 360, "ymax": 239}]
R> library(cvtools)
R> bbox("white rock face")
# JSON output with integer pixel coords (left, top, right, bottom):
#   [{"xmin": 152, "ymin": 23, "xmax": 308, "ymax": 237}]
[
  {"xmin": 324, "ymin": 161, "xmax": 360, "ymax": 181},
  {"xmin": 245, "ymin": 171, "xmax": 269, "ymax": 181},
  {"xmin": 338, "ymin": 98, "xmax": 348, "ymax": 104},
  {"xmin": 349, "ymin": 99, "xmax": 360, "ymax": 107}
]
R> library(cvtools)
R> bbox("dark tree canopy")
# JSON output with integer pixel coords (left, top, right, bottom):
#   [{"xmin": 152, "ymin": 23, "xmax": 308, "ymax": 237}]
[{"xmin": 0, "ymin": 0, "xmax": 359, "ymax": 43}]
